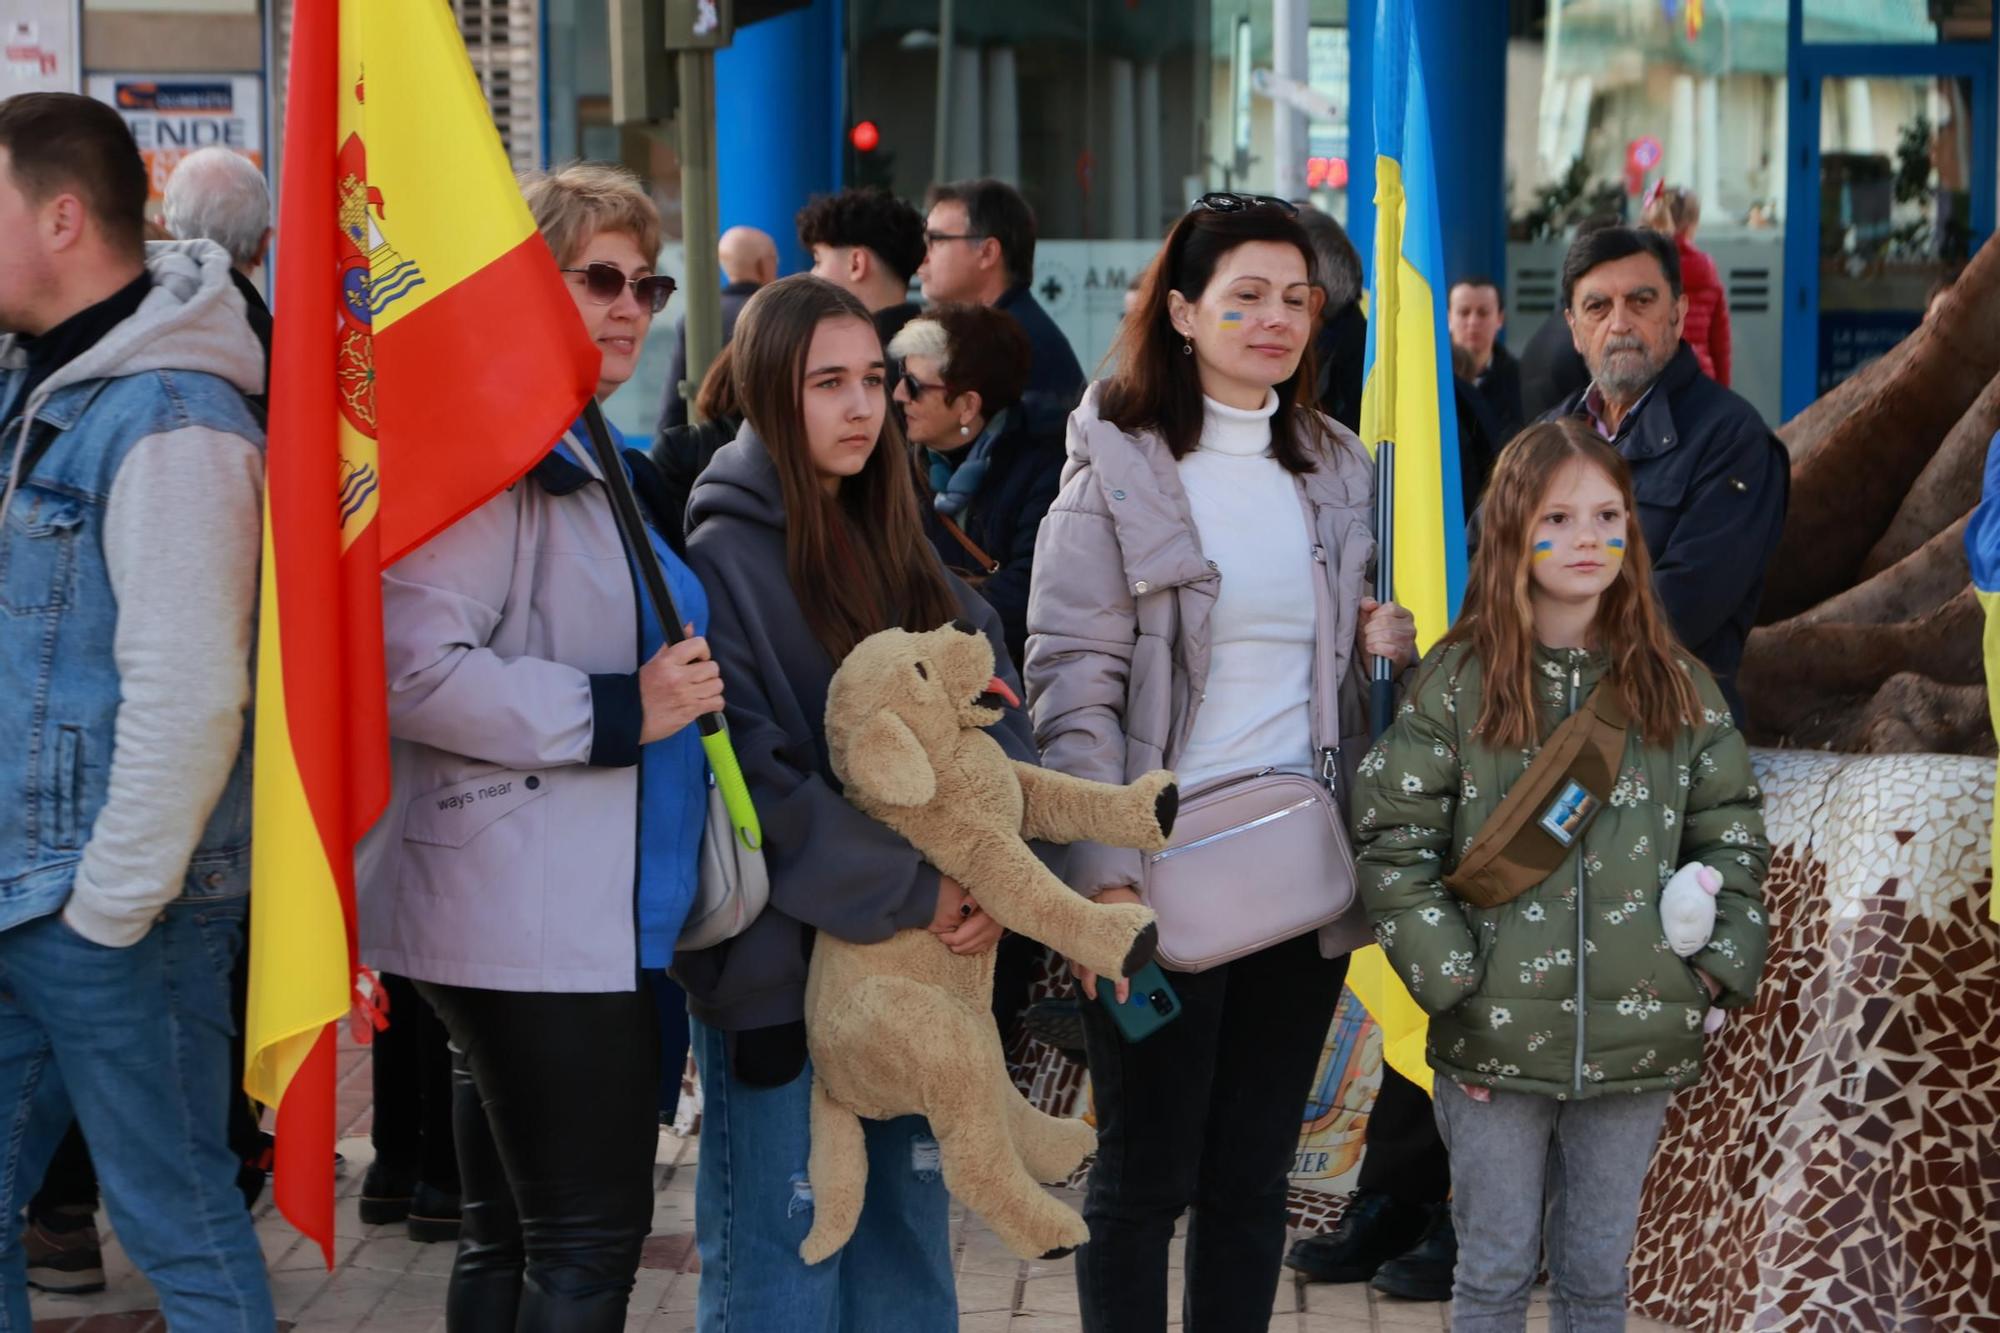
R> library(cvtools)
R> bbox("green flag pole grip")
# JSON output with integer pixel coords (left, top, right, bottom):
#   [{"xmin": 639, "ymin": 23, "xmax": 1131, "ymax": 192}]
[{"xmin": 700, "ymin": 725, "xmax": 762, "ymax": 851}]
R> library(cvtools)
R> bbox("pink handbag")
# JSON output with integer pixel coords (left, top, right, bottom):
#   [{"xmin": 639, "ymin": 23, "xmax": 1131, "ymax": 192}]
[{"xmin": 1139, "ymin": 539, "xmax": 1359, "ymax": 971}]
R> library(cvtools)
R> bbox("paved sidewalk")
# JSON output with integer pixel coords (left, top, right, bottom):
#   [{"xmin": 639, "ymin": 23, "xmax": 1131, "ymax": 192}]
[{"xmin": 29, "ymin": 1039, "xmax": 1692, "ymax": 1331}]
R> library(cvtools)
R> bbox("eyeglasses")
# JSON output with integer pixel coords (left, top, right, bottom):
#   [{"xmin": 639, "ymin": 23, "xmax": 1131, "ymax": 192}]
[
  {"xmin": 1191, "ymin": 192, "xmax": 1299, "ymax": 217},
  {"xmin": 899, "ymin": 370, "xmax": 947, "ymax": 400},
  {"xmin": 923, "ymin": 230, "xmax": 983, "ymax": 247},
  {"xmin": 560, "ymin": 262, "xmax": 677, "ymax": 313}
]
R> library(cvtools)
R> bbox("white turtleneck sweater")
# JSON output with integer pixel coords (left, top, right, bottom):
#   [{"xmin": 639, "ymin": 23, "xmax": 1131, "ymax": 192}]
[{"xmin": 1173, "ymin": 392, "xmax": 1318, "ymax": 789}]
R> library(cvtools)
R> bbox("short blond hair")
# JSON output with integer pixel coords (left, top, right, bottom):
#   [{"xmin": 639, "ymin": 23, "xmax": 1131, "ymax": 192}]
[{"xmin": 517, "ymin": 162, "xmax": 662, "ymax": 269}]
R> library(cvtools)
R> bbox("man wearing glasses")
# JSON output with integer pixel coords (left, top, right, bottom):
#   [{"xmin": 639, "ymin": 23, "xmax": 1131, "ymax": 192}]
[{"xmin": 919, "ymin": 178, "xmax": 1085, "ymax": 438}]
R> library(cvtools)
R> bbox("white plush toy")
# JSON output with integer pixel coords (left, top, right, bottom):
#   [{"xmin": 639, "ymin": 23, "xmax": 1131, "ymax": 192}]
[{"xmin": 1659, "ymin": 862, "xmax": 1727, "ymax": 1034}]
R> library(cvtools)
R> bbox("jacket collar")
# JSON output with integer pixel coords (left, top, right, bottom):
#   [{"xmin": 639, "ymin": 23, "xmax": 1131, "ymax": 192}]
[
  {"xmin": 1564, "ymin": 340, "xmax": 1702, "ymax": 462},
  {"xmin": 1065, "ymin": 386, "xmax": 1369, "ymax": 594}
]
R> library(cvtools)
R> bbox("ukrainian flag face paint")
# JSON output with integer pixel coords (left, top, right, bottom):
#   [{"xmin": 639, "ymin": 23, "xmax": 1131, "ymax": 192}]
[
  {"xmin": 1533, "ymin": 540, "xmax": 1556, "ymax": 562},
  {"xmin": 1606, "ymin": 537, "xmax": 1626, "ymax": 561},
  {"xmin": 1220, "ymin": 310, "xmax": 1246, "ymax": 325}
]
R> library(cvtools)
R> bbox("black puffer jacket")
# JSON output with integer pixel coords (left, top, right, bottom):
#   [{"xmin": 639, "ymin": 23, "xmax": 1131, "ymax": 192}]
[{"xmin": 919, "ymin": 410, "xmax": 1064, "ymax": 671}]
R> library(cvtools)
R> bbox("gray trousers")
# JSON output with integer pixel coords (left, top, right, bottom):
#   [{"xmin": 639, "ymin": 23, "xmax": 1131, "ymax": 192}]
[{"xmin": 1433, "ymin": 1079, "xmax": 1671, "ymax": 1333}]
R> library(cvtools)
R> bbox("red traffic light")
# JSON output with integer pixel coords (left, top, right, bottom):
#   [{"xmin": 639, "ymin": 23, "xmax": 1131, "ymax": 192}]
[{"xmin": 850, "ymin": 120, "xmax": 881, "ymax": 153}]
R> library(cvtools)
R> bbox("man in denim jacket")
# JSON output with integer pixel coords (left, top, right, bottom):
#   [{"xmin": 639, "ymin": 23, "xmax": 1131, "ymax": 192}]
[{"xmin": 0, "ymin": 93, "xmax": 271, "ymax": 1328}]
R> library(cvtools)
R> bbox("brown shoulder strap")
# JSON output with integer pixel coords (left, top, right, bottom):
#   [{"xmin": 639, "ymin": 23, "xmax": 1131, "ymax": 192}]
[
  {"xmin": 1442, "ymin": 684, "xmax": 1629, "ymax": 911},
  {"xmin": 936, "ymin": 511, "xmax": 1002, "ymax": 575}
]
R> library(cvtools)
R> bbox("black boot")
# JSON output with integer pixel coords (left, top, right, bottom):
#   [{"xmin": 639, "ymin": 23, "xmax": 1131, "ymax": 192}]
[
  {"xmin": 1369, "ymin": 1206, "xmax": 1457, "ymax": 1302},
  {"xmin": 359, "ymin": 1158, "xmax": 418, "ymax": 1226},
  {"xmin": 1284, "ymin": 1190, "xmax": 1432, "ymax": 1284},
  {"xmin": 407, "ymin": 1180, "xmax": 463, "ymax": 1244}
]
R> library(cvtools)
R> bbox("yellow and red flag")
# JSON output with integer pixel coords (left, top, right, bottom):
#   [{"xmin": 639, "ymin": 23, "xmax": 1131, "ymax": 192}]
[{"xmin": 246, "ymin": 0, "xmax": 597, "ymax": 1260}]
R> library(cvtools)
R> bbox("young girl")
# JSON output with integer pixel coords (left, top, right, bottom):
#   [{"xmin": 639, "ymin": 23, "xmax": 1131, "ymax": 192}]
[
  {"xmin": 1354, "ymin": 417, "xmax": 1770, "ymax": 1333},
  {"xmin": 676, "ymin": 275, "xmax": 1041, "ymax": 1332}
]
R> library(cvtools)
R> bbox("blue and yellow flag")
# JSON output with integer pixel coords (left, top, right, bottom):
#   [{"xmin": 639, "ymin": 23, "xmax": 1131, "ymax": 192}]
[
  {"xmin": 1347, "ymin": 0, "xmax": 1468, "ymax": 1094},
  {"xmin": 1968, "ymin": 429, "xmax": 2000, "ymax": 924}
]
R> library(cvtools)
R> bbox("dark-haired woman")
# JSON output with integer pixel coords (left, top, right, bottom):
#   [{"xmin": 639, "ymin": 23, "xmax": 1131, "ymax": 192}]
[
  {"xmin": 676, "ymin": 274, "xmax": 1046, "ymax": 1331},
  {"xmin": 1025, "ymin": 196, "xmax": 1418, "ymax": 1332}
]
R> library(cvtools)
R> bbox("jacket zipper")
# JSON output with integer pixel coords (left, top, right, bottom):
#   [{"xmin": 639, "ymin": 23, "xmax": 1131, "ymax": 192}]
[{"xmin": 1569, "ymin": 661, "xmax": 1587, "ymax": 1095}]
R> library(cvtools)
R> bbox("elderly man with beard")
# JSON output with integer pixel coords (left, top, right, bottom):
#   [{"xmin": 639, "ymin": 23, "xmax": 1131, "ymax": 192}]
[{"xmin": 1547, "ymin": 225, "xmax": 1788, "ymax": 723}]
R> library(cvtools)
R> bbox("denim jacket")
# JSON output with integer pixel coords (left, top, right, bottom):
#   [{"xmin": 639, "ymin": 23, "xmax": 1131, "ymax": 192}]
[{"xmin": 0, "ymin": 242, "xmax": 266, "ymax": 945}]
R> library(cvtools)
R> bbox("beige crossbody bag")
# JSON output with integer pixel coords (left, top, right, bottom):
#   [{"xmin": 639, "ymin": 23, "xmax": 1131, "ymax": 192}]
[{"xmin": 1139, "ymin": 541, "xmax": 1358, "ymax": 971}]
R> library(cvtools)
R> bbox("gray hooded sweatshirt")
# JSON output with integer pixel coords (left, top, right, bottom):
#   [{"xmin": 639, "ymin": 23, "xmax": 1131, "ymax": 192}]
[{"xmin": 675, "ymin": 426, "xmax": 1054, "ymax": 1031}]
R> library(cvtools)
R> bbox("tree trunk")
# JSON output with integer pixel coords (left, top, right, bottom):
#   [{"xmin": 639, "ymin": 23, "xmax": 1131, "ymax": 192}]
[
  {"xmin": 1776, "ymin": 337, "xmax": 1911, "ymax": 468},
  {"xmin": 1739, "ymin": 585, "xmax": 1982, "ymax": 744},
  {"xmin": 1857, "ymin": 379, "xmax": 1995, "ymax": 577},
  {"xmin": 1849, "ymin": 675, "xmax": 1996, "ymax": 756},
  {"xmin": 1794, "ymin": 513, "xmax": 1970, "ymax": 628},
  {"xmin": 1757, "ymin": 234, "xmax": 2000, "ymax": 623}
]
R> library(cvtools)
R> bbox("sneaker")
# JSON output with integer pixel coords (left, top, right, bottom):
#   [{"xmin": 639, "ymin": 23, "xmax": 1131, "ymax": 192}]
[
  {"xmin": 359, "ymin": 1158, "xmax": 418, "ymax": 1226},
  {"xmin": 1285, "ymin": 1190, "xmax": 1432, "ymax": 1284},
  {"xmin": 1369, "ymin": 1206, "xmax": 1457, "ymax": 1303},
  {"xmin": 24, "ymin": 1216, "xmax": 106, "ymax": 1295},
  {"xmin": 406, "ymin": 1181, "xmax": 462, "ymax": 1245}
]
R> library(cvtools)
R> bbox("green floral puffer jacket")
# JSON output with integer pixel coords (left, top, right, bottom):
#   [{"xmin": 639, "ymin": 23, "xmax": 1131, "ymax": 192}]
[{"xmin": 1353, "ymin": 641, "xmax": 1771, "ymax": 1100}]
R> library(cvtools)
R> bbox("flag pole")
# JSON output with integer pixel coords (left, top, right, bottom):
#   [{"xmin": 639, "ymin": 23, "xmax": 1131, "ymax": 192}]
[
  {"xmin": 578, "ymin": 400, "xmax": 761, "ymax": 850},
  {"xmin": 1372, "ymin": 440, "xmax": 1396, "ymax": 735}
]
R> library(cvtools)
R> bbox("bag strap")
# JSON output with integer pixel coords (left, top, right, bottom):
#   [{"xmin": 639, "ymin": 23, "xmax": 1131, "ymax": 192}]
[
  {"xmin": 936, "ymin": 510, "xmax": 1002, "ymax": 575},
  {"xmin": 1441, "ymin": 683, "xmax": 1630, "ymax": 910}
]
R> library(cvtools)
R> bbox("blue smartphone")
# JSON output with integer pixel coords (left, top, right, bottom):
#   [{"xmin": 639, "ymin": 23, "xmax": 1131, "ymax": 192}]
[{"xmin": 1098, "ymin": 961, "xmax": 1182, "ymax": 1042}]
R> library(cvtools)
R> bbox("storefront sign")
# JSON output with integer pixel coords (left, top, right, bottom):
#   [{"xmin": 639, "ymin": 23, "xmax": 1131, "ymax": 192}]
[
  {"xmin": 3, "ymin": 3, "xmax": 81, "ymax": 98},
  {"xmin": 86, "ymin": 72, "xmax": 264, "ymax": 207}
]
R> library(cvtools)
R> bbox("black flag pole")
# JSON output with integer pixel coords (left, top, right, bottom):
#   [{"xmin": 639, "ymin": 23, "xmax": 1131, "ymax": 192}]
[{"xmin": 1372, "ymin": 439, "xmax": 1396, "ymax": 736}]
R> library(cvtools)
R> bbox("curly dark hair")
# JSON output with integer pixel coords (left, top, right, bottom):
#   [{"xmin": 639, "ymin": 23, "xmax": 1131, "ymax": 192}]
[{"xmin": 795, "ymin": 187, "xmax": 927, "ymax": 285}]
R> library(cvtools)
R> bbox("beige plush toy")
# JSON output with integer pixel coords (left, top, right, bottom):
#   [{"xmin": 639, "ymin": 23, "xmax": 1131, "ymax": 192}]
[{"xmin": 800, "ymin": 621, "xmax": 1178, "ymax": 1264}]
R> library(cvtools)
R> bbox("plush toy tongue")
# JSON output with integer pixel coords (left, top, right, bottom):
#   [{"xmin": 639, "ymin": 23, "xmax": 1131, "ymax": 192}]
[{"xmin": 978, "ymin": 676, "xmax": 1021, "ymax": 709}]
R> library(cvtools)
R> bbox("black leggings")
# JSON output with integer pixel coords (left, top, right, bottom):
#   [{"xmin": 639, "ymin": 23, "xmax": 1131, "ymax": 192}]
[{"xmin": 418, "ymin": 982, "xmax": 660, "ymax": 1333}]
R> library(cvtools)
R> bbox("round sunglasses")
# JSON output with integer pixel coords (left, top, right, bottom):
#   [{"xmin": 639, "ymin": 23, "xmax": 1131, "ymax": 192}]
[
  {"xmin": 561, "ymin": 262, "xmax": 677, "ymax": 313},
  {"xmin": 1191, "ymin": 191, "xmax": 1299, "ymax": 216}
]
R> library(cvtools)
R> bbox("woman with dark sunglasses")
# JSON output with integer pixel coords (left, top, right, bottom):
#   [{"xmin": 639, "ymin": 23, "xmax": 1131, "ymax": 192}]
[
  {"xmin": 888, "ymin": 303, "xmax": 1061, "ymax": 673},
  {"xmin": 357, "ymin": 162, "xmax": 718, "ymax": 1332}
]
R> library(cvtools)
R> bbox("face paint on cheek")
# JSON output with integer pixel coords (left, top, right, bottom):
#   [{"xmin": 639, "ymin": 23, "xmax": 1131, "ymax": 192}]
[
  {"xmin": 1533, "ymin": 540, "xmax": 1555, "ymax": 562},
  {"xmin": 1606, "ymin": 537, "xmax": 1626, "ymax": 561},
  {"xmin": 1220, "ymin": 311, "xmax": 1245, "ymax": 325}
]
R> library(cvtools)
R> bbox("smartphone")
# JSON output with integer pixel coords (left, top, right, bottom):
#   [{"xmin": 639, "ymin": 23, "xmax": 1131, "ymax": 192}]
[{"xmin": 1097, "ymin": 961, "xmax": 1182, "ymax": 1042}]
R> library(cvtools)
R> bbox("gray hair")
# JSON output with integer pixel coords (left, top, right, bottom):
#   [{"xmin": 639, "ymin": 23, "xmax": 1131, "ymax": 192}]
[
  {"xmin": 1295, "ymin": 205, "xmax": 1362, "ymax": 313},
  {"xmin": 162, "ymin": 148, "xmax": 271, "ymax": 268},
  {"xmin": 886, "ymin": 316, "xmax": 950, "ymax": 374}
]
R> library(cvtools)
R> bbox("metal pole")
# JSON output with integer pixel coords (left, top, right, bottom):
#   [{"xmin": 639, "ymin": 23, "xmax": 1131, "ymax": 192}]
[
  {"xmin": 1371, "ymin": 441, "xmax": 1397, "ymax": 736},
  {"xmin": 932, "ymin": 0, "xmax": 956, "ymax": 184},
  {"xmin": 678, "ymin": 47, "xmax": 723, "ymax": 420}
]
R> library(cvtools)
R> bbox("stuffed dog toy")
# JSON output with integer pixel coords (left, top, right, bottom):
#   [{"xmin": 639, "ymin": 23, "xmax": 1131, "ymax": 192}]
[{"xmin": 800, "ymin": 621, "xmax": 1178, "ymax": 1263}]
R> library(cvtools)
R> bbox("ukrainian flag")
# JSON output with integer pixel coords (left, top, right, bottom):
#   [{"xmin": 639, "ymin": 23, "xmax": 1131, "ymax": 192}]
[
  {"xmin": 1346, "ymin": 0, "xmax": 1469, "ymax": 1093},
  {"xmin": 1968, "ymin": 429, "xmax": 2000, "ymax": 923}
]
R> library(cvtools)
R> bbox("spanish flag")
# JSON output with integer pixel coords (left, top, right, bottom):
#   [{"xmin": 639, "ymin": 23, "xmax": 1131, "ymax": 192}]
[
  {"xmin": 246, "ymin": 0, "xmax": 598, "ymax": 1259},
  {"xmin": 1969, "ymin": 430, "xmax": 2000, "ymax": 923},
  {"xmin": 1348, "ymin": 0, "xmax": 1468, "ymax": 1094}
]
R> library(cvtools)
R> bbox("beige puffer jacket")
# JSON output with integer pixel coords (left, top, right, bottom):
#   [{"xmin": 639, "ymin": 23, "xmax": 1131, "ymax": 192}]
[{"xmin": 1023, "ymin": 384, "xmax": 1379, "ymax": 955}]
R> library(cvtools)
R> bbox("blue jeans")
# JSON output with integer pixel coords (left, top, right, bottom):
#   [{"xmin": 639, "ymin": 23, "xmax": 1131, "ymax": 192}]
[
  {"xmin": 0, "ymin": 900, "xmax": 272, "ymax": 1331},
  {"xmin": 690, "ymin": 1017, "xmax": 954, "ymax": 1333}
]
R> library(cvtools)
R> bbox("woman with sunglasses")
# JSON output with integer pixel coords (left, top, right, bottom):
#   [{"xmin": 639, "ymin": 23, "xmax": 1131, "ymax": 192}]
[
  {"xmin": 888, "ymin": 302, "xmax": 1061, "ymax": 672},
  {"xmin": 358, "ymin": 162, "xmax": 715, "ymax": 1332},
  {"xmin": 1025, "ymin": 194, "xmax": 1418, "ymax": 1331}
]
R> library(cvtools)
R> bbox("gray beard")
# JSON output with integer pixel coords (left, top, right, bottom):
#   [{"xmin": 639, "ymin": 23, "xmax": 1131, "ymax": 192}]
[{"xmin": 1592, "ymin": 345, "xmax": 1667, "ymax": 400}]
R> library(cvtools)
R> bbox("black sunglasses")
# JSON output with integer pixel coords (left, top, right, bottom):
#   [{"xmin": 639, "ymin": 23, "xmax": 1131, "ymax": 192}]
[
  {"xmin": 899, "ymin": 370, "xmax": 947, "ymax": 400},
  {"xmin": 561, "ymin": 262, "xmax": 677, "ymax": 313},
  {"xmin": 1192, "ymin": 191, "xmax": 1300, "ymax": 216}
]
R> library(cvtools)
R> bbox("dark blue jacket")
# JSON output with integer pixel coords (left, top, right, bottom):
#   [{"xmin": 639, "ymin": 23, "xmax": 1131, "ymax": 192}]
[
  {"xmin": 996, "ymin": 283, "xmax": 1085, "ymax": 439},
  {"xmin": 919, "ymin": 411, "xmax": 1064, "ymax": 671},
  {"xmin": 1551, "ymin": 341, "xmax": 1788, "ymax": 721},
  {"xmin": 659, "ymin": 278, "xmax": 760, "ymax": 431}
]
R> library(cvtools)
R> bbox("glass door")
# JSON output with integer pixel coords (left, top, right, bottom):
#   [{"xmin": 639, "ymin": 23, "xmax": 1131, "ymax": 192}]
[{"xmin": 1782, "ymin": 3, "xmax": 1997, "ymax": 417}]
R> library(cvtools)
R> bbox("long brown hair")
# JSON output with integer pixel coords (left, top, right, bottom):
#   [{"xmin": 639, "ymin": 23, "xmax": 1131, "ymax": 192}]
[
  {"xmin": 1101, "ymin": 202, "xmax": 1331, "ymax": 472},
  {"xmin": 1442, "ymin": 418, "xmax": 1700, "ymax": 748},
  {"xmin": 730, "ymin": 275, "xmax": 958, "ymax": 662}
]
